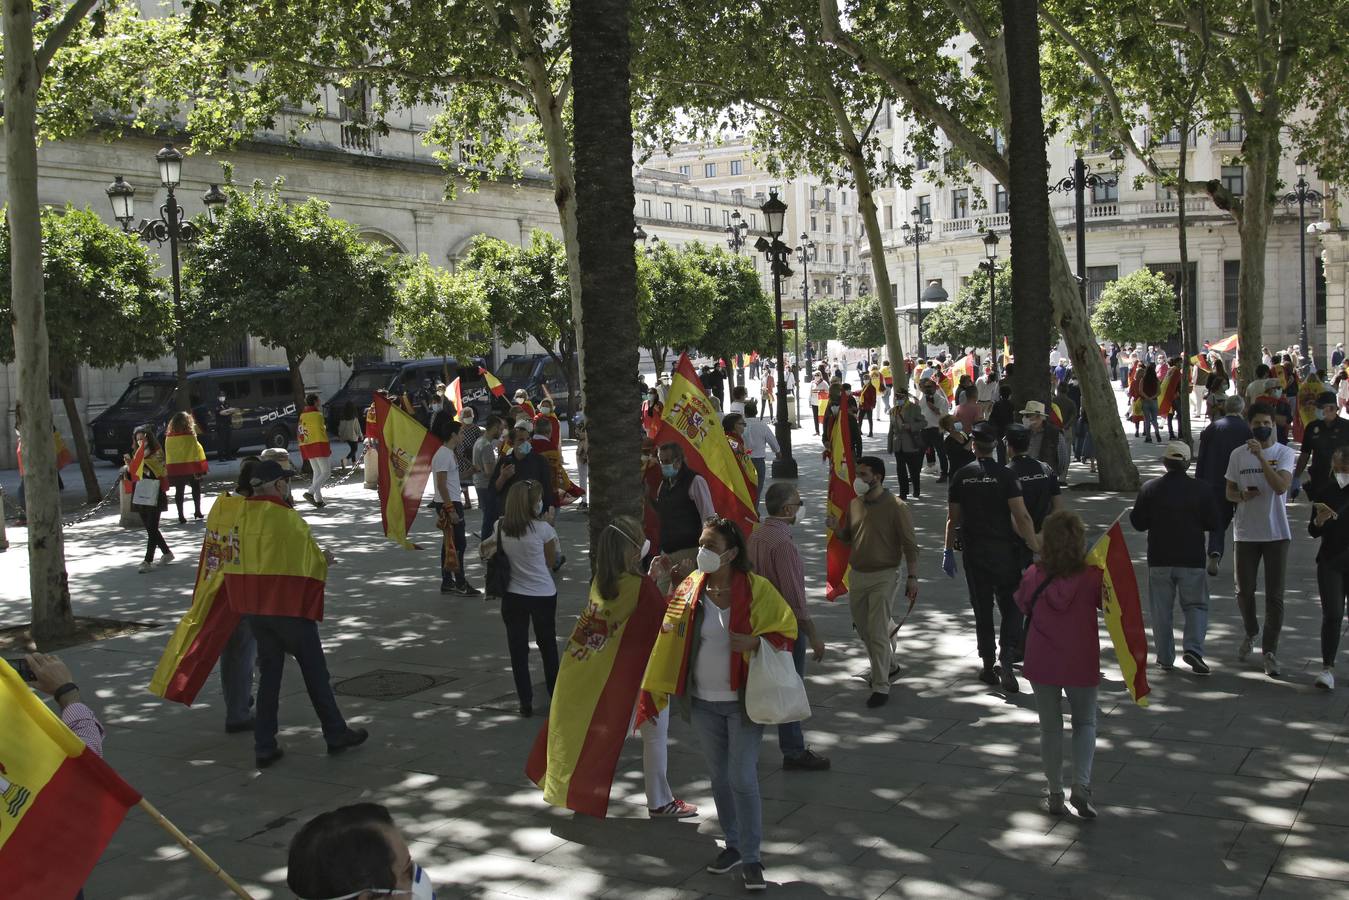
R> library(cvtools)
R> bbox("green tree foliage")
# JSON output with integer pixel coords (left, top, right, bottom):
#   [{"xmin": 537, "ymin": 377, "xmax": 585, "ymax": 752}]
[
  {"xmin": 0, "ymin": 206, "xmax": 170, "ymax": 501},
  {"xmin": 808, "ymin": 297, "xmax": 845, "ymax": 345},
  {"xmin": 392, "ymin": 257, "xmax": 492, "ymax": 361},
  {"xmin": 922, "ymin": 262, "xmax": 1019, "ymax": 353},
  {"xmin": 184, "ymin": 182, "xmax": 396, "ymax": 406},
  {"xmin": 1090, "ymin": 269, "xmax": 1179, "ymax": 346},
  {"xmin": 835, "ymin": 295, "xmax": 887, "ymax": 350},
  {"xmin": 686, "ymin": 245, "xmax": 775, "ymax": 368},
  {"xmin": 635, "ymin": 244, "xmax": 716, "ymax": 372}
]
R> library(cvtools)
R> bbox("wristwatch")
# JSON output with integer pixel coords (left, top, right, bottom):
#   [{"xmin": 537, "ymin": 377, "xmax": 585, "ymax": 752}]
[{"xmin": 54, "ymin": 682, "xmax": 79, "ymax": 703}]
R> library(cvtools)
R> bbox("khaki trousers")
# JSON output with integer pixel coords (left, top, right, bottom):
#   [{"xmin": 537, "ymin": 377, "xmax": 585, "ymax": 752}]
[{"xmin": 849, "ymin": 567, "xmax": 899, "ymax": 693}]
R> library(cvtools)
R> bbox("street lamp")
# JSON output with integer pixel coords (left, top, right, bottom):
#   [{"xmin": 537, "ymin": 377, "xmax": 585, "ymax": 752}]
[
  {"xmin": 1282, "ymin": 157, "xmax": 1323, "ymax": 361},
  {"xmin": 107, "ymin": 144, "xmax": 228, "ymax": 412},
  {"xmin": 796, "ymin": 235, "xmax": 816, "ymax": 370},
  {"xmin": 900, "ymin": 208, "xmax": 933, "ymax": 357},
  {"xmin": 983, "ymin": 230, "xmax": 1001, "ymax": 379},
  {"xmin": 837, "ymin": 273, "xmax": 852, "ymax": 299},
  {"xmin": 757, "ymin": 189, "xmax": 797, "ymax": 479},
  {"xmin": 920, "ymin": 278, "xmax": 949, "ymax": 358},
  {"xmin": 725, "ymin": 210, "xmax": 749, "ymax": 253},
  {"xmin": 1050, "ymin": 146, "xmax": 1125, "ymax": 307}
]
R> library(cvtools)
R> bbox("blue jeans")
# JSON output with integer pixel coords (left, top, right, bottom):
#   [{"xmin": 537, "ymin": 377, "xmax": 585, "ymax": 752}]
[
  {"xmin": 776, "ymin": 632, "xmax": 808, "ymax": 757},
  {"xmin": 220, "ymin": 619, "xmax": 257, "ymax": 727},
  {"xmin": 1146, "ymin": 566, "xmax": 1209, "ymax": 666},
  {"xmin": 1141, "ymin": 398, "xmax": 1161, "ymax": 440},
  {"xmin": 1030, "ymin": 683, "xmax": 1097, "ymax": 792},
  {"xmin": 247, "ymin": 615, "xmax": 349, "ymax": 754},
  {"xmin": 690, "ymin": 698, "xmax": 765, "ymax": 864},
  {"xmin": 1206, "ymin": 486, "xmax": 1235, "ymax": 559}
]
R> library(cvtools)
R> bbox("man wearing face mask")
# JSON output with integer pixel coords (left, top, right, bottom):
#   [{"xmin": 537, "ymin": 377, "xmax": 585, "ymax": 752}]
[
  {"xmin": 1019, "ymin": 400, "xmax": 1070, "ymax": 483},
  {"xmin": 943, "ymin": 421, "xmax": 1041, "ymax": 692},
  {"xmin": 1310, "ymin": 447, "xmax": 1349, "ymax": 690},
  {"xmin": 918, "ymin": 377, "xmax": 952, "ymax": 483},
  {"xmin": 748, "ymin": 482, "xmax": 830, "ymax": 770},
  {"xmin": 287, "ymin": 803, "xmax": 434, "ymax": 900},
  {"xmin": 828, "ymin": 456, "xmax": 920, "ymax": 708},
  {"xmin": 652, "ymin": 443, "xmax": 716, "ymax": 589},
  {"xmin": 485, "ymin": 422, "xmax": 554, "ymax": 537},
  {"xmin": 1225, "ymin": 403, "xmax": 1295, "ymax": 677},
  {"xmin": 1294, "ymin": 392, "xmax": 1349, "ymax": 502},
  {"xmin": 213, "ymin": 391, "xmax": 238, "ymax": 461}
]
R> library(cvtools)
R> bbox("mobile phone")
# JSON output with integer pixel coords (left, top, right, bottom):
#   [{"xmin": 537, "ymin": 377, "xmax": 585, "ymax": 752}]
[{"xmin": 6, "ymin": 657, "xmax": 36, "ymax": 682}]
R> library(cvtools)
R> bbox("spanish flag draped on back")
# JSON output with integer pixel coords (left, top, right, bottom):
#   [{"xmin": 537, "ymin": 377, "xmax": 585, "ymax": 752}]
[
  {"xmin": 224, "ymin": 496, "xmax": 328, "ymax": 619},
  {"xmin": 826, "ymin": 404, "xmax": 857, "ymax": 600},
  {"xmin": 654, "ymin": 354, "xmax": 758, "ymax": 535},
  {"xmin": 149, "ymin": 493, "xmax": 248, "ymax": 704},
  {"xmin": 298, "ymin": 406, "xmax": 330, "ymax": 460},
  {"xmin": 525, "ymin": 573, "xmax": 667, "ymax": 817},
  {"xmin": 0, "ymin": 661, "xmax": 141, "ymax": 899},
  {"xmin": 1086, "ymin": 520, "xmax": 1151, "ymax": 706},
  {"xmin": 164, "ymin": 427, "xmax": 208, "ymax": 477},
  {"xmin": 372, "ymin": 393, "xmax": 441, "ymax": 548},
  {"xmin": 1157, "ymin": 367, "xmax": 1182, "ymax": 418}
]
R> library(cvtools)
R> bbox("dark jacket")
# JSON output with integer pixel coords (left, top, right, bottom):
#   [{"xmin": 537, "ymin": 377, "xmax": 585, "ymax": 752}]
[
  {"xmin": 1195, "ymin": 415, "xmax": 1253, "ymax": 490},
  {"xmin": 1130, "ymin": 470, "xmax": 1218, "ymax": 568},
  {"xmin": 1309, "ymin": 479, "xmax": 1349, "ymax": 568}
]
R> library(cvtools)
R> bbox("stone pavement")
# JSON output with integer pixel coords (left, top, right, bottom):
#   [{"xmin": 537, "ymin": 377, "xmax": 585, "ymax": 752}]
[{"xmin": 2, "ymin": 398, "xmax": 1347, "ymax": 899}]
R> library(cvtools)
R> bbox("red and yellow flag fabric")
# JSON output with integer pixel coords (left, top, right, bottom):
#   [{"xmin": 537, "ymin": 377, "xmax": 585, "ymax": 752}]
[
  {"xmin": 1209, "ymin": 333, "xmax": 1239, "ymax": 353},
  {"xmin": 1086, "ymin": 520, "xmax": 1150, "ymax": 706},
  {"xmin": 446, "ymin": 377, "xmax": 463, "ymax": 417},
  {"xmin": 1157, "ymin": 368, "xmax": 1182, "ymax": 418},
  {"xmin": 1002, "ymin": 336, "xmax": 1013, "ymax": 365},
  {"xmin": 961, "ymin": 353, "xmax": 978, "ymax": 383},
  {"xmin": 298, "ymin": 407, "xmax": 331, "ymax": 460},
  {"xmin": 0, "ymin": 660, "xmax": 141, "ymax": 900},
  {"xmin": 1191, "ymin": 353, "xmax": 1212, "ymax": 374},
  {"xmin": 654, "ymin": 354, "xmax": 758, "ymax": 536},
  {"xmin": 825, "ymin": 401, "xmax": 856, "ymax": 601},
  {"xmin": 17, "ymin": 428, "xmax": 73, "ymax": 475},
  {"xmin": 479, "ymin": 367, "xmax": 506, "ymax": 397},
  {"xmin": 149, "ymin": 494, "xmax": 248, "ymax": 704},
  {"xmin": 525, "ymin": 574, "xmax": 667, "ymax": 818},
  {"xmin": 164, "ymin": 429, "xmax": 208, "ymax": 478},
  {"xmin": 225, "ymin": 496, "xmax": 328, "ymax": 620},
  {"xmin": 939, "ymin": 367, "xmax": 956, "ymax": 402},
  {"xmin": 372, "ymin": 394, "xmax": 441, "ymax": 549}
]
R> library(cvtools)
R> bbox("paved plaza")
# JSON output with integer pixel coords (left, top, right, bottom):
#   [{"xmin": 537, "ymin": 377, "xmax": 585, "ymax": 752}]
[{"xmin": 3, "ymin": 395, "xmax": 1348, "ymax": 899}]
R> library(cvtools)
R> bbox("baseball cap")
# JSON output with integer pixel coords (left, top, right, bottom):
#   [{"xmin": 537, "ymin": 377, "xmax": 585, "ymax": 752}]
[
  {"xmin": 258, "ymin": 447, "xmax": 295, "ymax": 471},
  {"xmin": 249, "ymin": 459, "xmax": 296, "ymax": 486},
  {"xmin": 971, "ymin": 421, "xmax": 999, "ymax": 442},
  {"xmin": 1317, "ymin": 391, "xmax": 1337, "ymax": 407},
  {"xmin": 1163, "ymin": 440, "xmax": 1191, "ymax": 461}
]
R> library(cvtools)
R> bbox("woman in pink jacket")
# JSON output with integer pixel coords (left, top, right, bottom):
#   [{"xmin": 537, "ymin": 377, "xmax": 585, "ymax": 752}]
[{"xmin": 1014, "ymin": 510, "xmax": 1104, "ymax": 819}]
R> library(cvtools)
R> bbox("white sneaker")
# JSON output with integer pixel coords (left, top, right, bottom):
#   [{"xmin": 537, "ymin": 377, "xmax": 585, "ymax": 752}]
[
  {"xmin": 138, "ymin": 562, "xmax": 153, "ymax": 574},
  {"xmin": 158, "ymin": 551, "xmax": 175, "ymax": 566},
  {"xmin": 1263, "ymin": 652, "xmax": 1280, "ymax": 677},
  {"xmin": 1316, "ymin": 668, "xmax": 1335, "ymax": 690}
]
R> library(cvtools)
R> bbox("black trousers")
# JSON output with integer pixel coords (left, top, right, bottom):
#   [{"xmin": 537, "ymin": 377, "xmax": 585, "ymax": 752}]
[
  {"xmin": 138, "ymin": 506, "xmax": 170, "ymax": 563},
  {"xmin": 500, "ymin": 592, "xmax": 559, "ymax": 706},
  {"xmin": 1317, "ymin": 562, "xmax": 1349, "ymax": 666},
  {"xmin": 894, "ymin": 451, "xmax": 923, "ymax": 499},
  {"xmin": 217, "ymin": 426, "xmax": 233, "ymax": 459},
  {"xmin": 247, "ymin": 614, "xmax": 348, "ymax": 754},
  {"xmin": 963, "ymin": 547, "xmax": 1023, "ymax": 665},
  {"xmin": 922, "ymin": 427, "xmax": 949, "ymax": 476},
  {"xmin": 173, "ymin": 477, "xmax": 202, "ymax": 519}
]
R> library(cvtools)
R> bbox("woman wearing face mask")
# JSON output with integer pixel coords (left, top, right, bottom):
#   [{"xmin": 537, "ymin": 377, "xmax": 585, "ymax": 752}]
[
  {"xmin": 125, "ymin": 426, "xmax": 173, "ymax": 574},
  {"xmin": 287, "ymin": 803, "xmax": 435, "ymax": 900},
  {"xmin": 1309, "ymin": 447, "xmax": 1349, "ymax": 691},
  {"xmin": 940, "ymin": 414, "xmax": 975, "ymax": 472},
  {"xmin": 526, "ymin": 517, "xmax": 697, "ymax": 819},
  {"xmin": 497, "ymin": 479, "xmax": 561, "ymax": 716},
  {"xmin": 639, "ymin": 517, "xmax": 797, "ymax": 891},
  {"xmin": 1225, "ymin": 404, "xmax": 1295, "ymax": 677},
  {"xmin": 643, "ymin": 386, "xmax": 664, "ymax": 439}
]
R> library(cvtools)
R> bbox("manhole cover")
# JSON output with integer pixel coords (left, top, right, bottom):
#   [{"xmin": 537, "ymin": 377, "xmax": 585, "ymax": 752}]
[{"xmin": 334, "ymin": 669, "xmax": 455, "ymax": 700}]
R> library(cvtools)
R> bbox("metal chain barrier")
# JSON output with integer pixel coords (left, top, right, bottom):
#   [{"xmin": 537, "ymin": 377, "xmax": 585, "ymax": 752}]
[{"xmin": 61, "ymin": 479, "xmax": 123, "ymax": 528}]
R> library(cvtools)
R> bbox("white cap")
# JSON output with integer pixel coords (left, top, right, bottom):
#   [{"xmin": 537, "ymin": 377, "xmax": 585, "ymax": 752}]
[{"xmin": 1163, "ymin": 440, "xmax": 1191, "ymax": 461}]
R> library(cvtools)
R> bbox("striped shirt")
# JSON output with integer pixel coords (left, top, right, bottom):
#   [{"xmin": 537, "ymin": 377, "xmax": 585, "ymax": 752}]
[
  {"xmin": 61, "ymin": 701, "xmax": 105, "ymax": 758},
  {"xmin": 747, "ymin": 518, "xmax": 809, "ymax": 624}
]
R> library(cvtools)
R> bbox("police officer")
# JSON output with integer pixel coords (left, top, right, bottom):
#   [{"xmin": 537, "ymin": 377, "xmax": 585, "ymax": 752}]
[
  {"xmin": 942, "ymin": 421, "xmax": 1042, "ymax": 692},
  {"xmin": 1005, "ymin": 423, "xmax": 1063, "ymax": 567},
  {"xmin": 1294, "ymin": 391, "xmax": 1349, "ymax": 502}
]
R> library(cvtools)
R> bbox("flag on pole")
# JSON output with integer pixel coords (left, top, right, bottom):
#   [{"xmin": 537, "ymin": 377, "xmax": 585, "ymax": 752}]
[
  {"xmin": 1209, "ymin": 333, "xmax": 1239, "ymax": 353},
  {"xmin": 148, "ymin": 493, "xmax": 248, "ymax": 705},
  {"xmin": 1190, "ymin": 353, "xmax": 1212, "ymax": 374},
  {"xmin": 446, "ymin": 377, "xmax": 463, "ymax": 416},
  {"xmin": 372, "ymin": 394, "xmax": 441, "ymax": 549},
  {"xmin": 0, "ymin": 661, "xmax": 142, "ymax": 900},
  {"xmin": 1157, "ymin": 367, "xmax": 1182, "ymax": 417},
  {"xmin": 1003, "ymin": 336, "xmax": 1013, "ymax": 365},
  {"xmin": 825, "ymin": 400, "xmax": 856, "ymax": 600},
  {"xmin": 479, "ymin": 367, "xmax": 507, "ymax": 397},
  {"xmin": 654, "ymin": 354, "xmax": 758, "ymax": 536},
  {"xmin": 1086, "ymin": 520, "xmax": 1151, "ymax": 706}
]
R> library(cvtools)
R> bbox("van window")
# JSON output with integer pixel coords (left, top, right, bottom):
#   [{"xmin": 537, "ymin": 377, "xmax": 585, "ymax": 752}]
[
  {"xmin": 541, "ymin": 359, "xmax": 565, "ymax": 387},
  {"xmin": 119, "ymin": 381, "xmax": 174, "ymax": 409},
  {"xmin": 346, "ymin": 369, "xmax": 394, "ymax": 392},
  {"xmin": 221, "ymin": 379, "xmax": 251, "ymax": 401},
  {"xmin": 259, "ymin": 377, "xmax": 290, "ymax": 397},
  {"xmin": 498, "ymin": 358, "xmax": 536, "ymax": 382}
]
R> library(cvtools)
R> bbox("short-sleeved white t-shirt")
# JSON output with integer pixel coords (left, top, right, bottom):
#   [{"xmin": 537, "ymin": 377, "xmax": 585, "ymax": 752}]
[
  {"xmin": 1225, "ymin": 442, "xmax": 1296, "ymax": 542},
  {"xmin": 500, "ymin": 520, "xmax": 558, "ymax": 597},
  {"xmin": 430, "ymin": 445, "xmax": 460, "ymax": 502}
]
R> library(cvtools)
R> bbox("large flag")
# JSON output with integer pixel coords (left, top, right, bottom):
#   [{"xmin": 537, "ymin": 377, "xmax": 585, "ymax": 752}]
[
  {"xmin": 825, "ymin": 400, "xmax": 857, "ymax": 600},
  {"xmin": 961, "ymin": 352, "xmax": 978, "ymax": 383},
  {"xmin": 224, "ymin": 497, "xmax": 329, "ymax": 620},
  {"xmin": 525, "ymin": 574, "xmax": 667, "ymax": 818},
  {"xmin": 149, "ymin": 494, "xmax": 248, "ymax": 704},
  {"xmin": 1190, "ymin": 352, "xmax": 1212, "ymax": 374},
  {"xmin": 1002, "ymin": 336, "xmax": 1013, "ymax": 365},
  {"xmin": 0, "ymin": 660, "xmax": 141, "ymax": 899},
  {"xmin": 164, "ymin": 429, "xmax": 208, "ymax": 478},
  {"xmin": 1209, "ymin": 333, "xmax": 1239, "ymax": 353},
  {"xmin": 1086, "ymin": 520, "xmax": 1151, "ymax": 706},
  {"xmin": 654, "ymin": 354, "xmax": 758, "ymax": 535},
  {"xmin": 445, "ymin": 376, "xmax": 463, "ymax": 416},
  {"xmin": 372, "ymin": 393, "xmax": 441, "ymax": 549},
  {"xmin": 1157, "ymin": 367, "xmax": 1182, "ymax": 417},
  {"xmin": 938, "ymin": 367, "xmax": 956, "ymax": 402}
]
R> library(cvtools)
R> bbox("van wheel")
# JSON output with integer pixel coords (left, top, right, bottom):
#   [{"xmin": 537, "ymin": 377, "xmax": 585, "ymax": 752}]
[{"xmin": 265, "ymin": 426, "xmax": 291, "ymax": 449}]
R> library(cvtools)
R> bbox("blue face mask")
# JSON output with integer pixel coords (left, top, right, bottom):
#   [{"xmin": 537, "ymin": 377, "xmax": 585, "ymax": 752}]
[
  {"xmin": 661, "ymin": 463, "xmax": 678, "ymax": 479},
  {"xmin": 1252, "ymin": 425, "xmax": 1274, "ymax": 442},
  {"xmin": 515, "ymin": 441, "xmax": 532, "ymax": 457}
]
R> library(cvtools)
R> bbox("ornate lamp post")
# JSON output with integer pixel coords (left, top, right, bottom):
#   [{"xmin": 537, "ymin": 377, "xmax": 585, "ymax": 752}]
[
  {"xmin": 107, "ymin": 144, "xmax": 228, "ymax": 412},
  {"xmin": 1282, "ymin": 157, "xmax": 1323, "ymax": 360},
  {"xmin": 900, "ymin": 208, "xmax": 933, "ymax": 357},
  {"xmin": 1050, "ymin": 146, "xmax": 1125, "ymax": 307},
  {"xmin": 724, "ymin": 210, "xmax": 750, "ymax": 253},
  {"xmin": 983, "ymin": 230, "xmax": 1001, "ymax": 378},
  {"xmin": 796, "ymin": 235, "xmax": 816, "ymax": 370},
  {"xmin": 756, "ymin": 189, "xmax": 796, "ymax": 478}
]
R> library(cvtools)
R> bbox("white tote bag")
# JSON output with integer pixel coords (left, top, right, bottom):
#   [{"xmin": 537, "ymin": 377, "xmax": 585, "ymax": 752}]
[
  {"xmin": 745, "ymin": 637, "xmax": 811, "ymax": 725},
  {"xmin": 131, "ymin": 477, "xmax": 160, "ymax": 507}
]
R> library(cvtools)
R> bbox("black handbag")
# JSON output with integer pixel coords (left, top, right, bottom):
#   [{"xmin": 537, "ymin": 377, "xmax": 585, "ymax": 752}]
[
  {"xmin": 484, "ymin": 522, "xmax": 512, "ymax": 598},
  {"xmin": 1017, "ymin": 573, "xmax": 1056, "ymax": 658}
]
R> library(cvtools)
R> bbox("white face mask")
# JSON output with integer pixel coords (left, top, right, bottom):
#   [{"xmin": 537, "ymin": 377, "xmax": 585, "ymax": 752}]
[
  {"xmin": 696, "ymin": 546, "xmax": 725, "ymax": 575},
  {"xmin": 322, "ymin": 864, "xmax": 435, "ymax": 900},
  {"xmin": 1337, "ymin": 472, "xmax": 1349, "ymax": 489},
  {"xmin": 852, "ymin": 477, "xmax": 871, "ymax": 495}
]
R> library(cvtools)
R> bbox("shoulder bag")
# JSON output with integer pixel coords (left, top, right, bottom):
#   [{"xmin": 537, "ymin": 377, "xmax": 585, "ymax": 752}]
[
  {"xmin": 1017, "ymin": 573, "xmax": 1057, "ymax": 659},
  {"xmin": 482, "ymin": 521, "xmax": 512, "ymax": 599}
]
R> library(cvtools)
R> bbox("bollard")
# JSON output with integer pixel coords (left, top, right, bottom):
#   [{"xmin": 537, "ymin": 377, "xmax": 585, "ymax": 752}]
[{"xmin": 0, "ymin": 485, "xmax": 8, "ymax": 551}]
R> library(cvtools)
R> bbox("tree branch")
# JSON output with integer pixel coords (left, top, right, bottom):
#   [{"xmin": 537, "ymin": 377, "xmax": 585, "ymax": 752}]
[{"xmin": 36, "ymin": 0, "xmax": 99, "ymax": 74}]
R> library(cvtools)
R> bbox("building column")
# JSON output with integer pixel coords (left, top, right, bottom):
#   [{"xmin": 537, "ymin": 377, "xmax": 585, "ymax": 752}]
[{"xmin": 1319, "ymin": 230, "xmax": 1349, "ymax": 358}]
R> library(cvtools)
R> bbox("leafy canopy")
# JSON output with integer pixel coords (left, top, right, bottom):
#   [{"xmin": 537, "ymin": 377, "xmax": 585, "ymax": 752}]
[
  {"xmin": 1090, "ymin": 269, "xmax": 1179, "ymax": 345},
  {"xmin": 807, "ymin": 297, "xmax": 845, "ymax": 345},
  {"xmin": 922, "ymin": 261, "xmax": 1024, "ymax": 352},
  {"xmin": 688, "ymin": 244, "xmax": 776, "ymax": 365},
  {"xmin": 636, "ymin": 244, "xmax": 716, "ymax": 367},
  {"xmin": 835, "ymin": 295, "xmax": 887, "ymax": 350},
  {"xmin": 392, "ymin": 257, "xmax": 492, "ymax": 361},
  {"xmin": 463, "ymin": 230, "xmax": 574, "ymax": 362}
]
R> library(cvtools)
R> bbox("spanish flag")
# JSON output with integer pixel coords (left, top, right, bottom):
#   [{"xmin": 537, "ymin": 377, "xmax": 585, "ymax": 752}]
[
  {"xmin": 164, "ymin": 429, "xmax": 209, "ymax": 478},
  {"xmin": 372, "ymin": 394, "xmax": 441, "ymax": 549},
  {"xmin": 1086, "ymin": 520, "xmax": 1150, "ymax": 706},
  {"xmin": 149, "ymin": 494, "xmax": 248, "ymax": 704},
  {"xmin": 479, "ymin": 366, "xmax": 506, "ymax": 397},
  {"xmin": 961, "ymin": 352, "xmax": 978, "ymax": 383},
  {"xmin": 939, "ymin": 367, "xmax": 956, "ymax": 402},
  {"xmin": 1003, "ymin": 336, "xmax": 1013, "ymax": 365},
  {"xmin": 298, "ymin": 407, "xmax": 331, "ymax": 460},
  {"xmin": 446, "ymin": 377, "xmax": 463, "ymax": 417},
  {"xmin": 224, "ymin": 496, "xmax": 329, "ymax": 620},
  {"xmin": 1190, "ymin": 353, "xmax": 1212, "ymax": 374},
  {"xmin": 1157, "ymin": 367, "xmax": 1182, "ymax": 418},
  {"xmin": 825, "ymin": 400, "xmax": 856, "ymax": 601},
  {"xmin": 525, "ymin": 574, "xmax": 667, "ymax": 817},
  {"xmin": 16, "ymin": 428, "xmax": 73, "ymax": 474},
  {"xmin": 0, "ymin": 660, "xmax": 141, "ymax": 899},
  {"xmin": 654, "ymin": 354, "xmax": 758, "ymax": 535}
]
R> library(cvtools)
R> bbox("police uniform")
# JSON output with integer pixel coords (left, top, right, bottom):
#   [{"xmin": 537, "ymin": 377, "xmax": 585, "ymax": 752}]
[
  {"xmin": 1300, "ymin": 416, "xmax": 1349, "ymax": 501},
  {"xmin": 1008, "ymin": 452, "xmax": 1060, "ymax": 565},
  {"xmin": 948, "ymin": 452, "xmax": 1025, "ymax": 668}
]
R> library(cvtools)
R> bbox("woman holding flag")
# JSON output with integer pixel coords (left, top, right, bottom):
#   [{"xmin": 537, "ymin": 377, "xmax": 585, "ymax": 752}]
[
  {"xmin": 125, "ymin": 426, "xmax": 173, "ymax": 573},
  {"xmin": 164, "ymin": 412, "xmax": 209, "ymax": 524}
]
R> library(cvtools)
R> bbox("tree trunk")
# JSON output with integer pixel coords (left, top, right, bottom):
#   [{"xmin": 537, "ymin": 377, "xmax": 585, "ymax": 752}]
[
  {"xmin": 286, "ymin": 347, "xmax": 307, "ymax": 411},
  {"xmin": 60, "ymin": 379, "xmax": 101, "ymax": 504},
  {"xmin": 572, "ymin": 0, "xmax": 642, "ymax": 551},
  {"xmin": 1001, "ymin": 0, "xmax": 1053, "ymax": 416},
  {"xmin": 1234, "ymin": 129, "xmax": 1279, "ymax": 391},
  {"xmin": 5, "ymin": 0, "xmax": 75, "ymax": 642}
]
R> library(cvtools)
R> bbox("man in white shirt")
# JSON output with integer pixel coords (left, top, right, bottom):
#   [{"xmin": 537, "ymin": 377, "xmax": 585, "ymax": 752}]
[
  {"xmin": 742, "ymin": 401, "xmax": 781, "ymax": 507},
  {"xmin": 431, "ymin": 414, "xmax": 478, "ymax": 596},
  {"xmin": 975, "ymin": 369, "xmax": 998, "ymax": 419},
  {"xmin": 918, "ymin": 377, "xmax": 952, "ymax": 481},
  {"xmin": 1225, "ymin": 403, "xmax": 1295, "ymax": 676}
]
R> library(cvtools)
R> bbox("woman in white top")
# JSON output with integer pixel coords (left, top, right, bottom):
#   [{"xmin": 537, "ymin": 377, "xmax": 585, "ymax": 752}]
[{"xmin": 499, "ymin": 479, "xmax": 561, "ymax": 716}]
